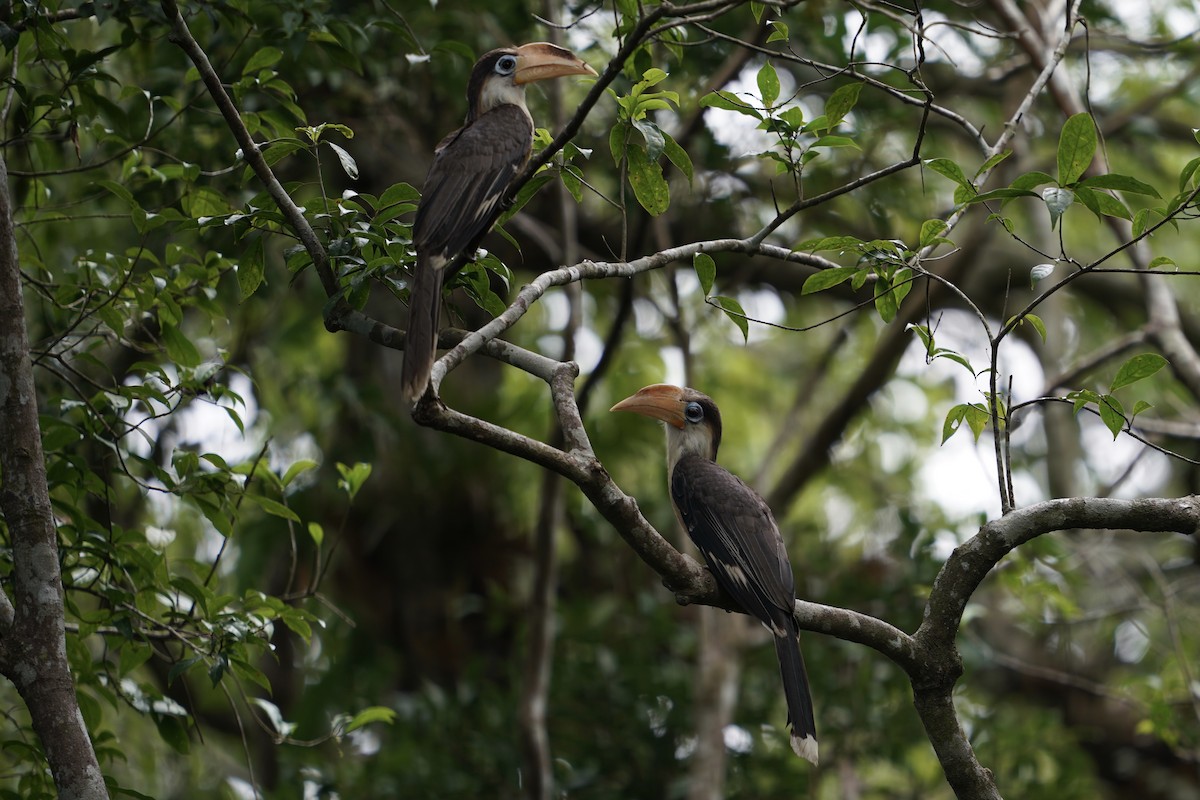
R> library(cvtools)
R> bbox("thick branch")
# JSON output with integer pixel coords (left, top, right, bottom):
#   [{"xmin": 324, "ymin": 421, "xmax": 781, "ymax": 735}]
[
  {"xmin": 917, "ymin": 496, "xmax": 1200, "ymax": 653},
  {"xmin": 427, "ymin": 239, "xmax": 835, "ymax": 391}
]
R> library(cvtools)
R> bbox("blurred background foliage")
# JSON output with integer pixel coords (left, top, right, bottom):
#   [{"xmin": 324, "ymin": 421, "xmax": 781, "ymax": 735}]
[{"xmin": 0, "ymin": 0, "xmax": 1198, "ymax": 798}]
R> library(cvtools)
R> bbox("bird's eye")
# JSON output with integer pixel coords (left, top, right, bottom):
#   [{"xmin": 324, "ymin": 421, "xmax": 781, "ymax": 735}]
[
  {"xmin": 684, "ymin": 402, "xmax": 704, "ymax": 424},
  {"xmin": 496, "ymin": 55, "xmax": 517, "ymax": 74}
]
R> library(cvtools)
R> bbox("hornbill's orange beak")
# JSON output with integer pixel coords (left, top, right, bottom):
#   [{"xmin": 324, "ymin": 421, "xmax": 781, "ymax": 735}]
[
  {"xmin": 610, "ymin": 383, "xmax": 689, "ymax": 428},
  {"xmin": 513, "ymin": 42, "xmax": 597, "ymax": 85}
]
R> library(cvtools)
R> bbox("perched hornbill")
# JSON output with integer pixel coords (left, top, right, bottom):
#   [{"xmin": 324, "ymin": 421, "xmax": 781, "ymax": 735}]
[
  {"xmin": 401, "ymin": 42, "xmax": 596, "ymax": 402},
  {"xmin": 611, "ymin": 384, "xmax": 819, "ymax": 764}
]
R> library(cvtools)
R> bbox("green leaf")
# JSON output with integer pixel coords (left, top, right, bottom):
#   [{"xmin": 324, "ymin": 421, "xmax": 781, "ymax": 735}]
[
  {"xmin": 183, "ymin": 185, "xmax": 230, "ymax": 219},
  {"xmin": 608, "ymin": 123, "xmax": 627, "ymax": 166},
  {"xmin": 638, "ymin": 67, "xmax": 668, "ymax": 88},
  {"xmin": 766, "ymin": 20, "xmax": 790, "ymax": 43},
  {"xmin": 800, "ymin": 114, "xmax": 829, "ymax": 133},
  {"xmin": 327, "ymin": 142, "xmax": 359, "ymax": 180},
  {"xmin": 244, "ymin": 46, "xmax": 283, "ymax": 75},
  {"xmin": 1098, "ymin": 394, "xmax": 1125, "ymax": 439},
  {"xmin": 942, "ymin": 404, "xmax": 968, "ymax": 444},
  {"xmin": 850, "ymin": 267, "xmax": 872, "ymax": 291},
  {"xmin": 964, "ymin": 403, "xmax": 990, "ymax": 440},
  {"xmin": 891, "ymin": 267, "xmax": 913, "ymax": 309},
  {"xmin": 1011, "ymin": 171, "xmax": 1058, "ymax": 192},
  {"xmin": 246, "ymin": 493, "xmax": 301, "ymax": 522},
  {"xmin": 41, "ymin": 418, "xmax": 82, "ymax": 451},
  {"xmin": 700, "ymin": 90, "xmax": 762, "ymax": 119},
  {"xmin": 924, "ymin": 158, "xmax": 972, "ymax": 189},
  {"xmin": 1147, "ymin": 256, "xmax": 1175, "ymax": 270},
  {"xmin": 710, "ymin": 295, "xmax": 749, "ymax": 342},
  {"xmin": 801, "ymin": 266, "xmax": 858, "ymax": 294},
  {"xmin": 908, "ymin": 323, "xmax": 933, "ymax": 352},
  {"xmin": 694, "ymin": 253, "xmax": 716, "ymax": 296},
  {"xmin": 560, "ymin": 166, "xmax": 583, "ymax": 203},
  {"xmin": 1025, "ymin": 313, "xmax": 1047, "ymax": 343},
  {"xmin": 280, "ymin": 608, "xmax": 313, "ymax": 641},
  {"xmin": 1178, "ymin": 156, "xmax": 1200, "ymax": 191},
  {"xmin": 379, "ymin": 182, "xmax": 421, "ymax": 208},
  {"xmin": 1077, "ymin": 173, "xmax": 1160, "ymax": 198},
  {"xmin": 167, "ymin": 657, "xmax": 203, "ymax": 686},
  {"xmin": 935, "ymin": 350, "xmax": 976, "ymax": 375},
  {"xmin": 344, "ymin": 706, "xmax": 398, "ymax": 734},
  {"xmin": 778, "ymin": 106, "xmax": 805, "ymax": 130},
  {"xmin": 919, "ymin": 219, "xmax": 951, "ymax": 248},
  {"xmin": 975, "ymin": 150, "xmax": 1012, "ymax": 178},
  {"xmin": 626, "ymin": 144, "xmax": 670, "ymax": 216},
  {"xmin": 1132, "ymin": 208, "xmax": 1158, "ymax": 238},
  {"xmin": 230, "ymin": 655, "xmax": 272, "ymax": 693},
  {"xmin": 756, "ymin": 62, "xmax": 780, "ymax": 108},
  {"xmin": 119, "ymin": 644, "xmax": 154, "ymax": 677},
  {"xmin": 824, "ymin": 83, "xmax": 862, "ymax": 127},
  {"xmin": 1067, "ymin": 389, "xmax": 1100, "ymax": 415},
  {"xmin": 308, "ymin": 522, "xmax": 324, "ymax": 547},
  {"xmin": 1109, "ymin": 353, "xmax": 1167, "ymax": 392},
  {"xmin": 337, "ymin": 461, "xmax": 372, "ymax": 500},
  {"xmin": 155, "ymin": 716, "xmax": 191, "ymax": 755},
  {"xmin": 661, "ymin": 131, "xmax": 693, "ymax": 182},
  {"xmin": 796, "ymin": 235, "xmax": 864, "ymax": 253},
  {"xmin": 237, "ymin": 236, "xmax": 266, "ymax": 300},
  {"xmin": 282, "ymin": 459, "xmax": 318, "ymax": 487},
  {"xmin": 1074, "ymin": 186, "xmax": 1131, "ymax": 221},
  {"xmin": 873, "ymin": 276, "xmax": 898, "ymax": 323},
  {"xmin": 1057, "ymin": 113, "xmax": 1096, "ymax": 185},
  {"xmin": 161, "ymin": 323, "xmax": 201, "ymax": 368},
  {"xmin": 632, "ymin": 118, "xmax": 665, "ymax": 160},
  {"xmin": 812, "ymin": 135, "xmax": 859, "ymax": 149}
]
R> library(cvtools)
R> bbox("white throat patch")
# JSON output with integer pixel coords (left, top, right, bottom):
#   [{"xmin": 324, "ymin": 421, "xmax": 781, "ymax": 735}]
[{"xmin": 479, "ymin": 79, "xmax": 531, "ymax": 122}]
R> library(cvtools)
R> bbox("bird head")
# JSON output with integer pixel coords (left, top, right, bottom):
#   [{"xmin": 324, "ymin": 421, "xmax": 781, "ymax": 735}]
[
  {"xmin": 467, "ymin": 42, "xmax": 596, "ymax": 122},
  {"xmin": 611, "ymin": 384, "xmax": 723, "ymax": 464}
]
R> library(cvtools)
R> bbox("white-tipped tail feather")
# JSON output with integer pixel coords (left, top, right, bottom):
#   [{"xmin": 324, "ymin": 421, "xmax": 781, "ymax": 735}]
[{"xmin": 791, "ymin": 730, "xmax": 819, "ymax": 765}]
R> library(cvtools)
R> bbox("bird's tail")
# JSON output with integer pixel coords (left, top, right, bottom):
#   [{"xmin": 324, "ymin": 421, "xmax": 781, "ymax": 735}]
[
  {"xmin": 401, "ymin": 255, "xmax": 441, "ymax": 403},
  {"xmin": 774, "ymin": 623, "xmax": 818, "ymax": 765}
]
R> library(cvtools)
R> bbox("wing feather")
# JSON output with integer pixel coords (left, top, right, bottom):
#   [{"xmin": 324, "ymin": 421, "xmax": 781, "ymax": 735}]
[
  {"xmin": 413, "ymin": 104, "xmax": 533, "ymax": 265},
  {"xmin": 670, "ymin": 454, "xmax": 796, "ymax": 630}
]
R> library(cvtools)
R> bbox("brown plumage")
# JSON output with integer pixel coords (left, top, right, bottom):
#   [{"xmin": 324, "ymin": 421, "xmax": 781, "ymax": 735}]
[{"xmin": 401, "ymin": 43, "xmax": 595, "ymax": 403}]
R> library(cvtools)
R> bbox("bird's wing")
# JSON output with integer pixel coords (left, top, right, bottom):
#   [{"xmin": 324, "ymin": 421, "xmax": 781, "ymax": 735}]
[
  {"xmin": 413, "ymin": 104, "xmax": 533, "ymax": 264},
  {"xmin": 671, "ymin": 455, "xmax": 797, "ymax": 630}
]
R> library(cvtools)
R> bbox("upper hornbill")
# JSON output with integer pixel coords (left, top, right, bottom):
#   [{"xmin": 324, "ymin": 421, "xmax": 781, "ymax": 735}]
[
  {"xmin": 401, "ymin": 42, "xmax": 596, "ymax": 402},
  {"xmin": 611, "ymin": 384, "xmax": 819, "ymax": 764}
]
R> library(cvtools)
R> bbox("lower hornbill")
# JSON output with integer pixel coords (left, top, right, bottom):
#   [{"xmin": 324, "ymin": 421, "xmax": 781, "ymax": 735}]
[
  {"xmin": 401, "ymin": 42, "xmax": 596, "ymax": 402},
  {"xmin": 611, "ymin": 384, "xmax": 819, "ymax": 764}
]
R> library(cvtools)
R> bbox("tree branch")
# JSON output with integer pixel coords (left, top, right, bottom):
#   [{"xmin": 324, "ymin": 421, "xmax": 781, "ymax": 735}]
[{"xmin": 159, "ymin": 0, "xmax": 339, "ymax": 301}]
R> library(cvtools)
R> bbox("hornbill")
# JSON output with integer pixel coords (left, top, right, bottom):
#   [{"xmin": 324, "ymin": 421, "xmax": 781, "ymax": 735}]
[
  {"xmin": 400, "ymin": 42, "xmax": 596, "ymax": 402},
  {"xmin": 611, "ymin": 384, "xmax": 819, "ymax": 764}
]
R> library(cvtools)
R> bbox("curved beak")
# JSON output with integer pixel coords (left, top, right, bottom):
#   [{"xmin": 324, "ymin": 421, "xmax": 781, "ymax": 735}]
[
  {"xmin": 514, "ymin": 42, "xmax": 597, "ymax": 85},
  {"xmin": 610, "ymin": 384, "xmax": 687, "ymax": 428}
]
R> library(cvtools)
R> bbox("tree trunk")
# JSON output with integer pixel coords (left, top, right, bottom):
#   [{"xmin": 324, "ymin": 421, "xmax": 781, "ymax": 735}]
[{"xmin": 0, "ymin": 142, "xmax": 107, "ymax": 799}]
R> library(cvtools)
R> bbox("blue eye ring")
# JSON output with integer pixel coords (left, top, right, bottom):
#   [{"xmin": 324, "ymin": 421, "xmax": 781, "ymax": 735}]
[
  {"xmin": 684, "ymin": 402, "xmax": 704, "ymax": 423},
  {"xmin": 496, "ymin": 55, "xmax": 517, "ymax": 74}
]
